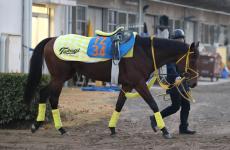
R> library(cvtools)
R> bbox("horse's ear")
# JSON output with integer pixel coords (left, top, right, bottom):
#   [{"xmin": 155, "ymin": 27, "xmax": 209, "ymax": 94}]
[
  {"xmin": 190, "ymin": 42, "xmax": 195, "ymax": 49},
  {"xmin": 196, "ymin": 41, "xmax": 200, "ymax": 48}
]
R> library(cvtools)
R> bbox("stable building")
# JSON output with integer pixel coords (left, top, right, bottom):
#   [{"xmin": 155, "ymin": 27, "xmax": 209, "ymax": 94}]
[
  {"xmin": 0, "ymin": 0, "xmax": 75, "ymax": 73},
  {"xmin": 1, "ymin": 0, "xmax": 230, "ymax": 73}
]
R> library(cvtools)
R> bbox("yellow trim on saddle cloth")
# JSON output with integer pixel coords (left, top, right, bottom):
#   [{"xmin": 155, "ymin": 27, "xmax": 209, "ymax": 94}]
[
  {"xmin": 108, "ymin": 111, "xmax": 120, "ymax": 127},
  {"xmin": 96, "ymin": 26, "xmax": 124, "ymax": 36},
  {"xmin": 52, "ymin": 109, "xmax": 62, "ymax": 129},
  {"xmin": 53, "ymin": 33, "xmax": 136, "ymax": 63},
  {"xmin": 154, "ymin": 112, "xmax": 165, "ymax": 129},
  {"xmin": 36, "ymin": 103, "xmax": 46, "ymax": 121}
]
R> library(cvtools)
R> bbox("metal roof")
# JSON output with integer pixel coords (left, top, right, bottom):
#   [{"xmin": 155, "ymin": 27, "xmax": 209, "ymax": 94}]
[{"xmin": 161, "ymin": 0, "xmax": 230, "ymax": 13}]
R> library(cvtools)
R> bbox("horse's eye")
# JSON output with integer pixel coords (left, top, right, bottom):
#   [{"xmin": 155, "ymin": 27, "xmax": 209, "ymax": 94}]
[{"xmin": 182, "ymin": 72, "xmax": 190, "ymax": 79}]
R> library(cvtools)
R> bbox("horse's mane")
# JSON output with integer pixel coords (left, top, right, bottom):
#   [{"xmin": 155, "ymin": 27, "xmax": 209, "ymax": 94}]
[
  {"xmin": 154, "ymin": 37, "xmax": 189, "ymax": 54},
  {"xmin": 135, "ymin": 35, "xmax": 189, "ymax": 61}
]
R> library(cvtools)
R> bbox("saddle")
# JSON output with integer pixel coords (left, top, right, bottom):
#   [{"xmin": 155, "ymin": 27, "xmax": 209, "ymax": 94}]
[{"xmin": 95, "ymin": 27, "xmax": 133, "ymax": 60}]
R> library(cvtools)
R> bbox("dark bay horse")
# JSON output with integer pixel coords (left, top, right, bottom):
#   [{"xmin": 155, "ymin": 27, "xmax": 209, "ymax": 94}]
[{"xmin": 24, "ymin": 35, "xmax": 199, "ymax": 139}]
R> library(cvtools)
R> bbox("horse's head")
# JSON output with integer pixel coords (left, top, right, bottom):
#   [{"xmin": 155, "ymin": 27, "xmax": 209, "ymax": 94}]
[{"xmin": 176, "ymin": 42, "xmax": 200, "ymax": 88}]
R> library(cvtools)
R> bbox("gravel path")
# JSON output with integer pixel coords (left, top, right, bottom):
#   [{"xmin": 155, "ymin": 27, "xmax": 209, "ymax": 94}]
[{"xmin": 1, "ymin": 82, "xmax": 230, "ymax": 150}]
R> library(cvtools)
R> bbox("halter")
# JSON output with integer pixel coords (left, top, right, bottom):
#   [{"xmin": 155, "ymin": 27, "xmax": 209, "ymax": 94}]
[
  {"xmin": 175, "ymin": 46, "xmax": 199, "ymax": 81},
  {"xmin": 121, "ymin": 36, "xmax": 199, "ymax": 102}
]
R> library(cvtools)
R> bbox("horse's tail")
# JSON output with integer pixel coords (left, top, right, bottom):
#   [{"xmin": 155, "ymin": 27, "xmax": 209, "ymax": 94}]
[{"xmin": 24, "ymin": 37, "xmax": 52, "ymax": 105}]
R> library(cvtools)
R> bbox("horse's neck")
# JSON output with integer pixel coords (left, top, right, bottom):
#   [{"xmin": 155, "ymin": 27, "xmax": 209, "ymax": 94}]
[
  {"xmin": 135, "ymin": 36, "xmax": 188, "ymax": 73},
  {"xmin": 155, "ymin": 52, "xmax": 181, "ymax": 68},
  {"xmin": 153, "ymin": 38, "xmax": 188, "ymax": 68}
]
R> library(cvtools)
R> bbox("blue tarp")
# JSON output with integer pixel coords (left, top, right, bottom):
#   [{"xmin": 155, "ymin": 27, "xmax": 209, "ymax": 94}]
[
  {"xmin": 81, "ymin": 86, "xmax": 120, "ymax": 92},
  {"xmin": 221, "ymin": 67, "xmax": 229, "ymax": 78}
]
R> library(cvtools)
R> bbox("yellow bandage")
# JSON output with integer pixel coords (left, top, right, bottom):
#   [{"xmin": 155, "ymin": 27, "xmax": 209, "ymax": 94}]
[
  {"xmin": 36, "ymin": 103, "xmax": 46, "ymax": 121},
  {"xmin": 154, "ymin": 112, "xmax": 165, "ymax": 129},
  {"xmin": 52, "ymin": 109, "xmax": 62, "ymax": 129},
  {"xmin": 108, "ymin": 111, "xmax": 120, "ymax": 127}
]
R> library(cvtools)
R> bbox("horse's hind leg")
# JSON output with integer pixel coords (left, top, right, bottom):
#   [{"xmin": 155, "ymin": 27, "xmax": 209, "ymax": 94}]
[
  {"xmin": 31, "ymin": 84, "xmax": 50, "ymax": 133},
  {"xmin": 109, "ymin": 85, "xmax": 132, "ymax": 135},
  {"xmin": 134, "ymin": 80, "xmax": 172, "ymax": 139},
  {"xmin": 48, "ymin": 79, "xmax": 66, "ymax": 135}
]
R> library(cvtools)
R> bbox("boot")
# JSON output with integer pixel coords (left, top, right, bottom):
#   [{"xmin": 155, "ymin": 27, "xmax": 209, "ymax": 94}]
[
  {"xmin": 161, "ymin": 127, "xmax": 173, "ymax": 139},
  {"xmin": 179, "ymin": 124, "xmax": 196, "ymax": 135},
  {"xmin": 179, "ymin": 128, "xmax": 196, "ymax": 134}
]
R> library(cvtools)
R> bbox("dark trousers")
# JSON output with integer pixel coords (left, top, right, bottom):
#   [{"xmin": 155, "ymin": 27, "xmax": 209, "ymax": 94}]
[{"xmin": 161, "ymin": 88, "xmax": 190, "ymax": 130}]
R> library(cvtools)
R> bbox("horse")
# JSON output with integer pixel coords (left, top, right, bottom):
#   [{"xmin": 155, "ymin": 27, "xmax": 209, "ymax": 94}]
[{"xmin": 23, "ymin": 33, "xmax": 199, "ymax": 139}]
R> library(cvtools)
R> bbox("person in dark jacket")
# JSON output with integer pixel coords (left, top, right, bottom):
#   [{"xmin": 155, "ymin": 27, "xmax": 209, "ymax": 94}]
[{"xmin": 150, "ymin": 29, "xmax": 196, "ymax": 134}]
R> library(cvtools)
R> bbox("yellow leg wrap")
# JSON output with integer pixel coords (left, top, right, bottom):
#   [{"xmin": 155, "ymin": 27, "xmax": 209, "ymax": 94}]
[
  {"xmin": 36, "ymin": 103, "xmax": 46, "ymax": 121},
  {"xmin": 52, "ymin": 109, "xmax": 62, "ymax": 130},
  {"xmin": 108, "ymin": 111, "xmax": 120, "ymax": 127},
  {"xmin": 154, "ymin": 112, "xmax": 165, "ymax": 129}
]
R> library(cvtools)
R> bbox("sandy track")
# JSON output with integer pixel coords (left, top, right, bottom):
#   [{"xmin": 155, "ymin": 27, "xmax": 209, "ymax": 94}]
[{"xmin": 1, "ymin": 83, "xmax": 230, "ymax": 150}]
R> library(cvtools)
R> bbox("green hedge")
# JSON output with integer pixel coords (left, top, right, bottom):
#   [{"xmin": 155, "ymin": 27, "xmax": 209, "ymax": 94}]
[{"xmin": 0, "ymin": 73, "xmax": 50, "ymax": 126}]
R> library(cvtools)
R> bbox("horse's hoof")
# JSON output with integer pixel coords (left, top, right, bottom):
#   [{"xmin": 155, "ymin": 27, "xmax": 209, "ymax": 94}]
[
  {"xmin": 31, "ymin": 121, "xmax": 42, "ymax": 133},
  {"xmin": 109, "ymin": 127, "xmax": 116, "ymax": 135},
  {"xmin": 58, "ymin": 127, "xmax": 67, "ymax": 135},
  {"xmin": 149, "ymin": 116, "xmax": 157, "ymax": 132}
]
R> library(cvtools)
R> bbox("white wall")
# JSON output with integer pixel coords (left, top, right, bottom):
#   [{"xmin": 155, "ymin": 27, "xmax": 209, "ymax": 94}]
[
  {"xmin": 0, "ymin": 0, "xmax": 23, "ymax": 35},
  {"xmin": 5, "ymin": 35, "xmax": 22, "ymax": 73},
  {"xmin": 0, "ymin": 0, "xmax": 23, "ymax": 73}
]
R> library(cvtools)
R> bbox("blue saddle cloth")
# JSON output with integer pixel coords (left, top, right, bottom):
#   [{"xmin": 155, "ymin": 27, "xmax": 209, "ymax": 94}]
[{"xmin": 87, "ymin": 33, "xmax": 135, "ymax": 59}]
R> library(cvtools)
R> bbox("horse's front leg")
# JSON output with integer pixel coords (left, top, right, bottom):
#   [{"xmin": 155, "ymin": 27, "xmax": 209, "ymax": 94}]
[
  {"xmin": 108, "ymin": 85, "xmax": 132, "ymax": 135},
  {"xmin": 135, "ymin": 80, "xmax": 172, "ymax": 139}
]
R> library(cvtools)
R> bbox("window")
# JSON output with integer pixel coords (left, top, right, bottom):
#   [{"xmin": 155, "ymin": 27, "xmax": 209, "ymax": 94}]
[
  {"xmin": 183, "ymin": 21, "xmax": 195, "ymax": 44},
  {"xmin": 32, "ymin": 5, "xmax": 49, "ymax": 14},
  {"xmin": 128, "ymin": 13, "xmax": 138, "ymax": 32},
  {"xmin": 107, "ymin": 10, "xmax": 137, "ymax": 32},
  {"xmin": 153, "ymin": 15, "xmax": 159, "ymax": 34},
  {"xmin": 201, "ymin": 24, "xmax": 211, "ymax": 44},
  {"xmin": 174, "ymin": 20, "xmax": 181, "ymax": 29},
  {"xmin": 213, "ymin": 26, "xmax": 220, "ymax": 44},
  {"xmin": 108, "ymin": 10, "xmax": 117, "ymax": 32},
  {"xmin": 219, "ymin": 25, "xmax": 229, "ymax": 45},
  {"xmin": 72, "ymin": 6, "xmax": 87, "ymax": 35},
  {"xmin": 32, "ymin": 5, "xmax": 50, "ymax": 48},
  {"xmin": 210, "ymin": 25, "xmax": 215, "ymax": 44},
  {"xmin": 118, "ymin": 12, "xmax": 126, "ymax": 26},
  {"xmin": 200, "ymin": 24, "xmax": 229, "ymax": 45},
  {"xmin": 77, "ymin": 6, "xmax": 87, "ymax": 35},
  {"xmin": 174, "ymin": 20, "xmax": 184, "ymax": 30}
]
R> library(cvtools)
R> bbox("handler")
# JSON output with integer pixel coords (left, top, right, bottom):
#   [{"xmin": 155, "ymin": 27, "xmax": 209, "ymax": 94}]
[{"xmin": 150, "ymin": 29, "xmax": 196, "ymax": 134}]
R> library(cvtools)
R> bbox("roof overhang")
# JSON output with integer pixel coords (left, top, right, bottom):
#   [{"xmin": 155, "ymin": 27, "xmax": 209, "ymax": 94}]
[
  {"xmin": 33, "ymin": 0, "xmax": 76, "ymax": 6},
  {"xmin": 150, "ymin": 0, "xmax": 230, "ymax": 15}
]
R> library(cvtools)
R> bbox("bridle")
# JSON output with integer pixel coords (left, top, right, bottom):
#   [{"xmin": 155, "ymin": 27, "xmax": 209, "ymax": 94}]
[{"xmin": 175, "ymin": 49, "xmax": 199, "ymax": 81}]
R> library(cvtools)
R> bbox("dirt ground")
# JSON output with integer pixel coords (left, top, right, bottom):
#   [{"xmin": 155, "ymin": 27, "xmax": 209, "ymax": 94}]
[{"xmin": 1, "ymin": 82, "xmax": 230, "ymax": 150}]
